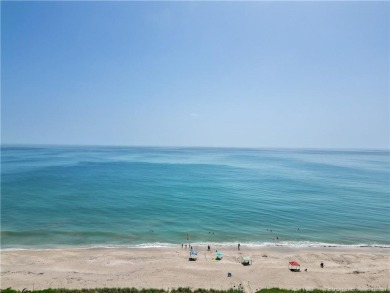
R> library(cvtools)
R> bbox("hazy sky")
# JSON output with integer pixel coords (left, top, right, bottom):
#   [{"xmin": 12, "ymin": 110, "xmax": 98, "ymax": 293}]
[{"xmin": 2, "ymin": 1, "xmax": 389, "ymax": 149}]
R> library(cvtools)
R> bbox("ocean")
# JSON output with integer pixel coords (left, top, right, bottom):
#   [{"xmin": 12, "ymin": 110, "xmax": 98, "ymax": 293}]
[{"xmin": 1, "ymin": 145, "xmax": 389, "ymax": 250}]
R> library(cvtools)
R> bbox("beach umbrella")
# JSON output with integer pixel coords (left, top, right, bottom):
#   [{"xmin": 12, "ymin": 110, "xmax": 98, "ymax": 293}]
[
  {"xmin": 241, "ymin": 256, "xmax": 252, "ymax": 265},
  {"xmin": 189, "ymin": 250, "xmax": 198, "ymax": 261},
  {"xmin": 216, "ymin": 252, "xmax": 223, "ymax": 259},
  {"xmin": 288, "ymin": 261, "xmax": 300, "ymax": 272}
]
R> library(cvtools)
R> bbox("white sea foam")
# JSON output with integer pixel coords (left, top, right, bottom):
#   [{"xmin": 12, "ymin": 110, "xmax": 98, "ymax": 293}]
[
  {"xmin": 180, "ymin": 241, "xmax": 390, "ymax": 249},
  {"xmin": 2, "ymin": 241, "xmax": 389, "ymax": 251}
]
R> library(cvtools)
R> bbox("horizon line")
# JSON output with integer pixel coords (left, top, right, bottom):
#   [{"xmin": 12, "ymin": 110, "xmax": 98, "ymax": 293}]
[{"xmin": 1, "ymin": 142, "xmax": 389, "ymax": 152}]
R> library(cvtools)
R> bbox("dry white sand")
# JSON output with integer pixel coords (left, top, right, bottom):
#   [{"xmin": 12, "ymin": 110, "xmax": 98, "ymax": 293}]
[{"xmin": 1, "ymin": 246, "xmax": 389, "ymax": 291}]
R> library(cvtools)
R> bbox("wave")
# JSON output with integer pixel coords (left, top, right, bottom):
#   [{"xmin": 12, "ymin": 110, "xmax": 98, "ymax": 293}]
[{"xmin": 2, "ymin": 241, "xmax": 389, "ymax": 251}]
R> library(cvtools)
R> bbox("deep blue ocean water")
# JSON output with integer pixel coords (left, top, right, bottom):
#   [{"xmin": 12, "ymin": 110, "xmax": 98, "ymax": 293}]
[{"xmin": 1, "ymin": 145, "xmax": 389, "ymax": 249}]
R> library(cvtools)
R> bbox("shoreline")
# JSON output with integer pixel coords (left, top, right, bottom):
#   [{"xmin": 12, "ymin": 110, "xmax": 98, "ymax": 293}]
[
  {"xmin": 2, "ymin": 241, "xmax": 390, "ymax": 251},
  {"xmin": 1, "ymin": 246, "xmax": 389, "ymax": 290},
  {"xmin": 1, "ymin": 245, "xmax": 390, "ymax": 253}
]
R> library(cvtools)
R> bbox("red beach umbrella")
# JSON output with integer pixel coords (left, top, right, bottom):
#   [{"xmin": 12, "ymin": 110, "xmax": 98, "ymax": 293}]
[{"xmin": 288, "ymin": 261, "xmax": 301, "ymax": 272}]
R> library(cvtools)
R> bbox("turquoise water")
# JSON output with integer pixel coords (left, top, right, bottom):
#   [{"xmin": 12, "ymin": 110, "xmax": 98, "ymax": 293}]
[{"xmin": 1, "ymin": 145, "xmax": 389, "ymax": 249}]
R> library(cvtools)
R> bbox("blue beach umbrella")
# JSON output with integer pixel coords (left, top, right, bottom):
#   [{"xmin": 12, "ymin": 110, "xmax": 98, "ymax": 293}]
[
  {"xmin": 216, "ymin": 251, "xmax": 223, "ymax": 259},
  {"xmin": 189, "ymin": 250, "xmax": 198, "ymax": 261}
]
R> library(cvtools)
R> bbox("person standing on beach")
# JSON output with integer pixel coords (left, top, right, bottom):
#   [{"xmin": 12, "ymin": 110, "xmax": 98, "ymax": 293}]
[
  {"xmin": 238, "ymin": 243, "xmax": 240, "ymax": 250},
  {"xmin": 208, "ymin": 245, "xmax": 210, "ymax": 251}
]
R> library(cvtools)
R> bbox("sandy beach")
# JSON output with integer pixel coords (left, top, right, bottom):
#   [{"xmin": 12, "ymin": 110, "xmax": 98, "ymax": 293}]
[{"xmin": 1, "ymin": 246, "xmax": 389, "ymax": 291}]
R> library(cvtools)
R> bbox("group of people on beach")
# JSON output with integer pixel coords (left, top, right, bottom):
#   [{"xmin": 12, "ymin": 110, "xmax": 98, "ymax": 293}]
[
  {"xmin": 181, "ymin": 243, "xmax": 242, "ymax": 251},
  {"xmin": 182, "ymin": 232, "xmax": 242, "ymax": 252},
  {"xmin": 181, "ymin": 243, "xmax": 193, "ymax": 250}
]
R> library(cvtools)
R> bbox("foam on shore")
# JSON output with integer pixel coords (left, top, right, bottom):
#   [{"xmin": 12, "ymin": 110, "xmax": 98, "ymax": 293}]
[{"xmin": 2, "ymin": 241, "xmax": 389, "ymax": 252}]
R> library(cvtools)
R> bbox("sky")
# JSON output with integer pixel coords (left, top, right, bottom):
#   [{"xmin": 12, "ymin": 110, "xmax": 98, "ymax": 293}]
[{"xmin": 1, "ymin": 1, "xmax": 389, "ymax": 149}]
